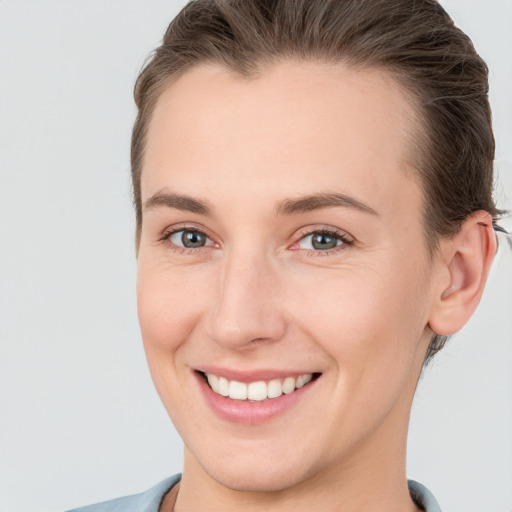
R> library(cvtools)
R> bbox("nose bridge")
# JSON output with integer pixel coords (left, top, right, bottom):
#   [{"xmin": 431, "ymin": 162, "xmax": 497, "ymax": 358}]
[{"xmin": 208, "ymin": 245, "xmax": 286, "ymax": 349}]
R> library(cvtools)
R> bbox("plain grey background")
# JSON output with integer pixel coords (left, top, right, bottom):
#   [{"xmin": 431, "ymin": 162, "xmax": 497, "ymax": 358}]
[{"xmin": 0, "ymin": 1, "xmax": 511, "ymax": 511}]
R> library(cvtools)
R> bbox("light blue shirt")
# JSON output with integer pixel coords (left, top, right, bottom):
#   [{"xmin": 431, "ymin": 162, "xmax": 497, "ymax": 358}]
[{"xmin": 65, "ymin": 474, "xmax": 442, "ymax": 512}]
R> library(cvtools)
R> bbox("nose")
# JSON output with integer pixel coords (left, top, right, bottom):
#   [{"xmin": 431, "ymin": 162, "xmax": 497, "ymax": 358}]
[{"xmin": 206, "ymin": 249, "xmax": 288, "ymax": 350}]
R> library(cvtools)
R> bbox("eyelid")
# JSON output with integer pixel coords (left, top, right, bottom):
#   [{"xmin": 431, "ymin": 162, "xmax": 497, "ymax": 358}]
[{"xmin": 294, "ymin": 225, "xmax": 354, "ymax": 242}]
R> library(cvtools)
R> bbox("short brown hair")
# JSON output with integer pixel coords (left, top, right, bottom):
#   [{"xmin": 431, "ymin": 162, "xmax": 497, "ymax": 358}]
[{"xmin": 131, "ymin": 0, "xmax": 502, "ymax": 360}]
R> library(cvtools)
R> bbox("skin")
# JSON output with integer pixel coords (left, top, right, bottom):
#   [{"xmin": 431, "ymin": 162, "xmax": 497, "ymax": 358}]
[{"xmin": 136, "ymin": 61, "xmax": 496, "ymax": 512}]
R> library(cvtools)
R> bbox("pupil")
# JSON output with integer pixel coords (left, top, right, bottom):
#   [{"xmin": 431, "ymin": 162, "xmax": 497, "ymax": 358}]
[
  {"xmin": 182, "ymin": 231, "xmax": 205, "ymax": 248},
  {"xmin": 312, "ymin": 233, "xmax": 337, "ymax": 250}
]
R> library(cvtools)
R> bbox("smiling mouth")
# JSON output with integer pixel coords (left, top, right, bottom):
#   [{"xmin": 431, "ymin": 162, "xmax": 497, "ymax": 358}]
[{"xmin": 199, "ymin": 371, "xmax": 321, "ymax": 402}]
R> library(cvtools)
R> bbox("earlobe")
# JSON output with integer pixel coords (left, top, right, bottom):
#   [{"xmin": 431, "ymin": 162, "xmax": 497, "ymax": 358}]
[{"xmin": 428, "ymin": 211, "xmax": 497, "ymax": 336}]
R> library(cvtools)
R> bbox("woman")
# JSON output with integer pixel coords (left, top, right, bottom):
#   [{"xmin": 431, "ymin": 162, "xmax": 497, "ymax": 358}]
[{"xmin": 68, "ymin": 0, "xmax": 505, "ymax": 510}]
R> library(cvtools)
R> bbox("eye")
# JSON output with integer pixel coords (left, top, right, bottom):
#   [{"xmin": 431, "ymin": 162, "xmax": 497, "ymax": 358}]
[
  {"xmin": 167, "ymin": 229, "xmax": 214, "ymax": 249},
  {"xmin": 295, "ymin": 229, "xmax": 352, "ymax": 252}
]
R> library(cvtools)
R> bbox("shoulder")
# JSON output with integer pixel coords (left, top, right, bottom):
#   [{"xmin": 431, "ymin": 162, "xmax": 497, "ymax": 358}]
[
  {"xmin": 64, "ymin": 474, "xmax": 181, "ymax": 512},
  {"xmin": 408, "ymin": 480, "xmax": 442, "ymax": 512}
]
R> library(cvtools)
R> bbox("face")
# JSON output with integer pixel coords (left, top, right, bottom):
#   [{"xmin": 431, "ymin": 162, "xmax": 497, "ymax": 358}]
[{"xmin": 137, "ymin": 61, "xmax": 436, "ymax": 492}]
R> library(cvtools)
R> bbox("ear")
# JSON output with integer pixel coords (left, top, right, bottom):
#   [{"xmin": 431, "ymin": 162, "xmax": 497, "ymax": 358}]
[{"xmin": 428, "ymin": 211, "xmax": 497, "ymax": 336}]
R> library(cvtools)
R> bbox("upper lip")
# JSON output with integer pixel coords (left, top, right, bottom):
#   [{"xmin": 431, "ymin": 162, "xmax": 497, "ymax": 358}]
[{"xmin": 195, "ymin": 366, "xmax": 320, "ymax": 383}]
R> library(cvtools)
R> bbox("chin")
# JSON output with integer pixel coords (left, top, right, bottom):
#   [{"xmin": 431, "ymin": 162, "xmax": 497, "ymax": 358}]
[
  {"xmin": 203, "ymin": 457, "xmax": 314, "ymax": 493},
  {"xmin": 183, "ymin": 435, "xmax": 321, "ymax": 493}
]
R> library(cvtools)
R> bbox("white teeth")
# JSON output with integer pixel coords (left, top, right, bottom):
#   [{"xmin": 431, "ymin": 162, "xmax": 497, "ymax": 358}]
[
  {"xmin": 218, "ymin": 376, "xmax": 229, "ymax": 397},
  {"xmin": 206, "ymin": 373, "xmax": 219, "ymax": 392},
  {"xmin": 296, "ymin": 374, "xmax": 312, "ymax": 388},
  {"xmin": 247, "ymin": 381, "xmax": 267, "ymax": 401},
  {"xmin": 282, "ymin": 377, "xmax": 296, "ymax": 394},
  {"xmin": 204, "ymin": 372, "xmax": 315, "ymax": 401},
  {"xmin": 267, "ymin": 379, "xmax": 283, "ymax": 399},
  {"xmin": 228, "ymin": 380, "xmax": 247, "ymax": 400}
]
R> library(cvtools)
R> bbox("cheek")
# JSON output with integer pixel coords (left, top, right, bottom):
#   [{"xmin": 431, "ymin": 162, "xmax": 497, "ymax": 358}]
[
  {"xmin": 292, "ymin": 262, "xmax": 428, "ymax": 376},
  {"xmin": 136, "ymin": 260, "xmax": 209, "ymax": 371},
  {"xmin": 136, "ymin": 260, "xmax": 217, "ymax": 429}
]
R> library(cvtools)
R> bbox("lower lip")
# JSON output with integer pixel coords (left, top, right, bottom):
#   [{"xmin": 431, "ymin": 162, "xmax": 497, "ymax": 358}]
[{"xmin": 194, "ymin": 372, "xmax": 319, "ymax": 425}]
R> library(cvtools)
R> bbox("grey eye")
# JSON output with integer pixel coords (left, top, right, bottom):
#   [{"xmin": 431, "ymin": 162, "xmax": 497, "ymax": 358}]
[
  {"xmin": 169, "ymin": 230, "xmax": 210, "ymax": 248},
  {"xmin": 296, "ymin": 231, "xmax": 345, "ymax": 251},
  {"xmin": 311, "ymin": 233, "xmax": 339, "ymax": 250}
]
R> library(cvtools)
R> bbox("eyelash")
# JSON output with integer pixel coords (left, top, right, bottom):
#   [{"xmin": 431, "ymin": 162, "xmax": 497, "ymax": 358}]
[{"xmin": 160, "ymin": 225, "xmax": 354, "ymax": 256}]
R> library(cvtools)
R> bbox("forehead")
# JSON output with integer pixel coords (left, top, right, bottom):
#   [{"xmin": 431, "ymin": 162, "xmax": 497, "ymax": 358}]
[{"xmin": 142, "ymin": 60, "xmax": 422, "ymax": 218}]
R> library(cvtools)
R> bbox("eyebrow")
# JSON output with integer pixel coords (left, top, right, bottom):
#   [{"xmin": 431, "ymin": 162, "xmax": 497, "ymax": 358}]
[
  {"xmin": 143, "ymin": 190, "xmax": 213, "ymax": 215},
  {"xmin": 143, "ymin": 190, "xmax": 378, "ymax": 217},
  {"xmin": 276, "ymin": 193, "xmax": 379, "ymax": 216}
]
